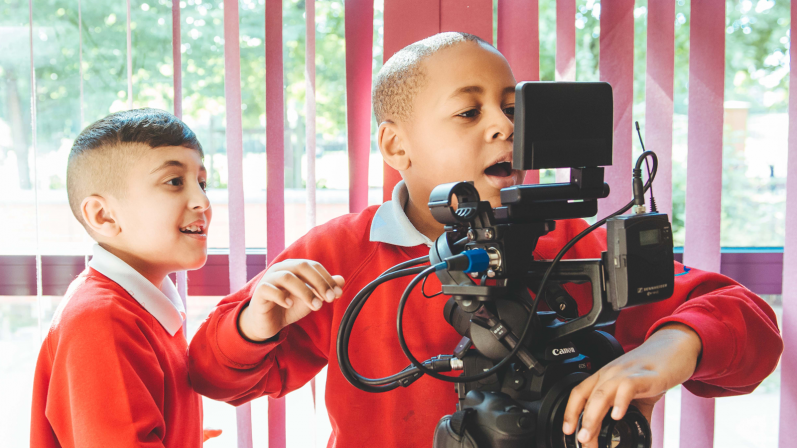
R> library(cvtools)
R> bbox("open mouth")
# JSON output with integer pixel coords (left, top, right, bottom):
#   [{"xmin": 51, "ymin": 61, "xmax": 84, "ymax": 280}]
[
  {"xmin": 484, "ymin": 161, "xmax": 513, "ymax": 178},
  {"xmin": 180, "ymin": 224, "xmax": 206, "ymax": 235}
]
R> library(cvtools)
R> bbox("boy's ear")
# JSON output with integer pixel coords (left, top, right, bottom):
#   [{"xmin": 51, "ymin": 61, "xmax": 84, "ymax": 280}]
[
  {"xmin": 81, "ymin": 195, "xmax": 121, "ymax": 238},
  {"xmin": 378, "ymin": 122, "xmax": 411, "ymax": 172}
]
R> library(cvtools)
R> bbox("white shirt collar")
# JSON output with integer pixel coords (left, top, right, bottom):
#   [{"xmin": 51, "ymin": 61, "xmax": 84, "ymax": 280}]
[
  {"xmin": 369, "ymin": 180, "xmax": 434, "ymax": 248},
  {"xmin": 88, "ymin": 244, "xmax": 185, "ymax": 336}
]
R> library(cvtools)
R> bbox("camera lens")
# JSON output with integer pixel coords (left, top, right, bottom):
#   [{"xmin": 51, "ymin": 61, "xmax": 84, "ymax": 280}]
[
  {"xmin": 609, "ymin": 420, "xmax": 633, "ymax": 448},
  {"xmin": 582, "ymin": 406, "xmax": 650, "ymax": 448}
]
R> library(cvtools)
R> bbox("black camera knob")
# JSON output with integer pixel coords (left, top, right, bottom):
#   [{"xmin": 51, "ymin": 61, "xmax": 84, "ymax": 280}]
[{"xmin": 517, "ymin": 415, "xmax": 534, "ymax": 429}]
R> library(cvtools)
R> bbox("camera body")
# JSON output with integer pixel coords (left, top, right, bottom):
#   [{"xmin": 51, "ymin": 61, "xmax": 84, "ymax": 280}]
[{"xmin": 426, "ymin": 82, "xmax": 672, "ymax": 448}]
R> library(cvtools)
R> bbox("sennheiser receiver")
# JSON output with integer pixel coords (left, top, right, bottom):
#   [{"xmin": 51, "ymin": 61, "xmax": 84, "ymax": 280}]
[{"xmin": 606, "ymin": 213, "xmax": 675, "ymax": 309}]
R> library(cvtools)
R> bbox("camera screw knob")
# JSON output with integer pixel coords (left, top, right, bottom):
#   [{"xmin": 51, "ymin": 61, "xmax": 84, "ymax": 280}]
[
  {"xmin": 484, "ymin": 229, "xmax": 494, "ymax": 240},
  {"xmin": 467, "ymin": 230, "xmax": 476, "ymax": 241}
]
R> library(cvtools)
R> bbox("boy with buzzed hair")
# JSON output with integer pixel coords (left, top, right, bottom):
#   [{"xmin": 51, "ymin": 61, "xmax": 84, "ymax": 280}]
[
  {"xmin": 31, "ymin": 108, "xmax": 344, "ymax": 448},
  {"xmin": 188, "ymin": 33, "xmax": 781, "ymax": 448}
]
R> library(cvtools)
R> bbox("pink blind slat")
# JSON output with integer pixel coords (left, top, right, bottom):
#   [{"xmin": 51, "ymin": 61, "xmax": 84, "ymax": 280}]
[
  {"xmin": 267, "ymin": 0, "xmax": 286, "ymax": 263},
  {"xmin": 555, "ymin": 0, "xmax": 576, "ymax": 184},
  {"xmin": 78, "ymin": 0, "xmax": 85, "ymax": 127},
  {"xmin": 223, "ymin": 2, "xmax": 254, "ymax": 447},
  {"xmin": 127, "ymin": 0, "xmax": 133, "ymax": 109},
  {"xmin": 556, "ymin": 0, "xmax": 575, "ymax": 82},
  {"xmin": 440, "ymin": 0, "xmax": 493, "ymax": 42},
  {"xmin": 305, "ymin": 0, "xmax": 318, "ymax": 428},
  {"xmin": 497, "ymin": 0, "xmax": 540, "ymax": 185},
  {"xmin": 645, "ymin": 0, "xmax": 675, "ymax": 219},
  {"xmin": 266, "ymin": 0, "xmax": 287, "ymax": 445},
  {"xmin": 382, "ymin": 0, "xmax": 440, "ymax": 202},
  {"xmin": 306, "ymin": 0, "xmax": 317, "ymax": 229},
  {"xmin": 598, "ymin": 0, "xmax": 634, "ymax": 217},
  {"xmin": 345, "ymin": 0, "xmax": 374, "ymax": 213},
  {"xmin": 680, "ymin": 1, "xmax": 726, "ymax": 446},
  {"xmin": 778, "ymin": 2, "xmax": 797, "ymax": 446},
  {"xmin": 645, "ymin": 3, "xmax": 676, "ymax": 446},
  {"xmin": 172, "ymin": 0, "xmax": 188, "ymax": 337},
  {"xmin": 173, "ymin": 0, "xmax": 183, "ymax": 119},
  {"xmin": 498, "ymin": 0, "xmax": 539, "ymax": 81},
  {"xmin": 28, "ymin": 0, "xmax": 43, "ymax": 340},
  {"xmin": 80, "ymin": 0, "xmax": 89, "ymax": 269}
]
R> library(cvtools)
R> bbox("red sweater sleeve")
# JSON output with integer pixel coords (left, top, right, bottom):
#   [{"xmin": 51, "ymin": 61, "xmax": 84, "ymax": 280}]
[
  {"xmin": 31, "ymin": 299, "xmax": 169, "ymax": 448},
  {"xmin": 187, "ymin": 217, "xmax": 356, "ymax": 405},
  {"xmin": 187, "ymin": 270, "xmax": 330, "ymax": 405},
  {"xmin": 644, "ymin": 271, "xmax": 782, "ymax": 397},
  {"xmin": 540, "ymin": 219, "xmax": 782, "ymax": 398}
]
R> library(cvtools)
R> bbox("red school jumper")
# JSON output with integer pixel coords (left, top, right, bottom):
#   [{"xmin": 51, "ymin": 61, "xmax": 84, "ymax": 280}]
[
  {"xmin": 31, "ymin": 247, "xmax": 202, "ymax": 447},
  {"xmin": 189, "ymin": 203, "xmax": 782, "ymax": 448}
]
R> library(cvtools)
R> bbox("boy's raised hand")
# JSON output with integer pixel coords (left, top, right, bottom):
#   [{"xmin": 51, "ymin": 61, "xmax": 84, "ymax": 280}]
[
  {"xmin": 238, "ymin": 259, "xmax": 345, "ymax": 341},
  {"xmin": 562, "ymin": 323, "xmax": 703, "ymax": 448}
]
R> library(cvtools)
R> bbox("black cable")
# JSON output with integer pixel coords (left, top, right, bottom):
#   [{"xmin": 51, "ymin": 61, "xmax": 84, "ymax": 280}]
[
  {"xmin": 337, "ymin": 265, "xmax": 429, "ymax": 392},
  {"xmin": 395, "ymin": 151, "xmax": 659, "ymax": 384},
  {"xmin": 636, "ymin": 122, "xmax": 657, "ymax": 212},
  {"xmin": 379, "ymin": 256, "xmax": 429, "ymax": 278},
  {"xmin": 421, "ymin": 273, "xmax": 442, "ymax": 298}
]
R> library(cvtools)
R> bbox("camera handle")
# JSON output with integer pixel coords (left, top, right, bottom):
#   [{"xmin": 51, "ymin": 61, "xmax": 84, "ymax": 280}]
[{"xmin": 525, "ymin": 256, "xmax": 620, "ymax": 344}]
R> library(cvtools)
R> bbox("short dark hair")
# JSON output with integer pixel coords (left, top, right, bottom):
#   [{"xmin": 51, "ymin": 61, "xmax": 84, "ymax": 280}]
[
  {"xmin": 67, "ymin": 108, "xmax": 203, "ymax": 229},
  {"xmin": 372, "ymin": 32, "xmax": 489, "ymax": 124},
  {"xmin": 70, "ymin": 108, "xmax": 203, "ymax": 157}
]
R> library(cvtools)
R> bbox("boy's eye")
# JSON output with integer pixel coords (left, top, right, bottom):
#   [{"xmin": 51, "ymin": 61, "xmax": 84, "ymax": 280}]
[
  {"xmin": 199, "ymin": 181, "xmax": 207, "ymax": 191},
  {"xmin": 457, "ymin": 109, "xmax": 481, "ymax": 119},
  {"xmin": 503, "ymin": 106, "xmax": 515, "ymax": 116},
  {"xmin": 167, "ymin": 177, "xmax": 184, "ymax": 187}
]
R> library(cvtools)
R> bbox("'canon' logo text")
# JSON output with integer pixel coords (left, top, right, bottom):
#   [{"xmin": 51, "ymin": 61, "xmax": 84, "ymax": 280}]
[{"xmin": 552, "ymin": 347, "xmax": 576, "ymax": 356}]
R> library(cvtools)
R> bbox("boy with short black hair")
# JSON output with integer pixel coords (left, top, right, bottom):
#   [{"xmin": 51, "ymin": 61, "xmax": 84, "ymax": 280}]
[
  {"xmin": 188, "ymin": 33, "xmax": 782, "ymax": 448},
  {"xmin": 31, "ymin": 108, "xmax": 344, "ymax": 447}
]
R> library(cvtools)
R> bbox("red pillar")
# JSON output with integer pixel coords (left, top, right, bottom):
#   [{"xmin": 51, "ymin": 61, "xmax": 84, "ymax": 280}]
[
  {"xmin": 440, "ymin": 0, "xmax": 493, "ymax": 42},
  {"xmin": 382, "ymin": 0, "xmax": 440, "ymax": 202},
  {"xmin": 345, "ymin": 0, "xmax": 374, "ymax": 212},
  {"xmin": 381, "ymin": 0, "xmax": 493, "ymax": 202},
  {"xmin": 497, "ymin": 0, "xmax": 540, "ymax": 184}
]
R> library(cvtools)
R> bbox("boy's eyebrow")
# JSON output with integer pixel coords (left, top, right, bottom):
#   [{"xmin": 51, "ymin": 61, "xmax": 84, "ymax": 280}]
[
  {"xmin": 448, "ymin": 85, "xmax": 517, "ymax": 99},
  {"xmin": 448, "ymin": 85, "xmax": 484, "ymax": 99},
  {"xmin": 150, "ymin": 160, "xmax": 186, "ymax": 174}
]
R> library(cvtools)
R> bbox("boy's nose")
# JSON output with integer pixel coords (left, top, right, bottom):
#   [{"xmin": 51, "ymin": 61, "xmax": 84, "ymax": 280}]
[
  {"xmin": 191, "ymin": 186, "xmax": 211, "ymax": 212},
  {"xmin": 485, "ymin": 110, "xmax": 514, "ymax": 143}
]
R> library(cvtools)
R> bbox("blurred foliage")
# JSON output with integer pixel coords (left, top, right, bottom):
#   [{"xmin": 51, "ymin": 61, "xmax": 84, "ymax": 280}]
[{"xmin": 0, "ymin": 0, "xmax": 791, "ymax": 246}]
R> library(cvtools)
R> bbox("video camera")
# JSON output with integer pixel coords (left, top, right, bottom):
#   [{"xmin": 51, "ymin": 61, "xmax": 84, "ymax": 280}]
[{"xmin": 337, "ymin": 82, "xmax": 675, "ymax": 448}]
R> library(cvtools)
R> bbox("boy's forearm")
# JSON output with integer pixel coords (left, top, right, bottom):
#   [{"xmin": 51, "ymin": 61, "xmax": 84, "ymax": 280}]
[{"xmin": 647, "ymin": 322, "xmax": 703, "ymax": 382}]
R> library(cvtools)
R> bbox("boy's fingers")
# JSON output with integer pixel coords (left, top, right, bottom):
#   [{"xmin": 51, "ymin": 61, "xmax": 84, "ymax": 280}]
[
  {"xmin": 562, "ymin": 374, "xmax": 597, "ymax": 434},
  {"xmin": 332, "ymin": 274, "xmax": 345, "ymax": 290},
  {"xmin": 254, "ymin": 283, "xmax": 292, "ymax": 310},
  {"xmin": 578, "ymin": 380, "xmax": 621, "ymax": 447},
  {"xmin": 297, "ymin": 262, "xmax": 339, "ymax": 302},
  {"xmin": 273, "ymin": 271, "xmax": 324, "ymax": 311},
  {"xmin": 612, "ymin": 378, "xmax": 642, "ymax": 420}
]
